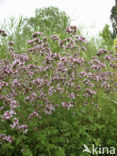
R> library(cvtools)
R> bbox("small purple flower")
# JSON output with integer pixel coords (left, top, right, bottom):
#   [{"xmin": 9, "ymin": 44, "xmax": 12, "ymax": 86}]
[
  {"xmin": 8, "ymin": 41, "xmax": 14, "ymax": 46},
  {"xmin": 50, "ymin": 35, "xmax": 59, "ymax": 41},
  {"xmin": 32, "ymin": 32, "xmax": 43, "ymax": 38},
  {"xmin": 0, "ymin": 29, "xmax": 7, "ymax": 37},
  {"xmin": 69, "ymin": 92, "xmax": 75, "ymax": 99}
]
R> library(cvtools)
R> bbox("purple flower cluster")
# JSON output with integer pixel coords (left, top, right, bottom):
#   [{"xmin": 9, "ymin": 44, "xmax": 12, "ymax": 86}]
[
  {"xmin": 50, "ymin": 35, "xmax": 59, "ymax": 41},
  {"xmin": 90, "ymin": 58, "xmax": 106, "ymax": 70},
  {"xmin": 75, "ymin": 36, "xmax": 87, "ymax": 43},
  {"xmin": 0, "ymin": 27, "xmax": 117, "ymax": 145},
  {"xmin": 8, "ymin": 41, "xmax": 14, "ymax": 51},
  {"xmin": 66, "ymin": 26, "xmax": 78, "ymax": 35},
  {"xmin": 0, "ymin": 134, "xmax": 13, "ymax": 143},
  {"xmin": 8, "ymin": 41, "xmax": 14, "ymax": 46},
  {"xmin": 58, "ymin": 38, "xmax": 75, "ymax": 50},
  {"xmin": 32, "ymin": 32, "xmax": 43, "ymax": 38},
  {"xmin": 62, "ymin": 102, "xmax": 74, "ymax": 110},
  {"xmin": 0, "ymin": 29, "xmax": 7, "ymax": 37},
  {"xmin": 96, "ymin": 49, "xmax": 108, "ymax": 56},
  {"xmin": 28, "ymin": 111, "xmax": 41, "ymax": 119},
  {"xmin": 114, "ymin": 45, "xmax": 117, "ymax": 49},
  {"xmin": 10, "ymin": 117, "xmax": 28, "ymax": 133}
]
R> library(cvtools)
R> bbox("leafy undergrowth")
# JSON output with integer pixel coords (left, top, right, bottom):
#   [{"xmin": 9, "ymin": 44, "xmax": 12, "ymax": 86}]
[{"xmin": 0, "ymin": 27, "xmax": 117, "ymax": 156}]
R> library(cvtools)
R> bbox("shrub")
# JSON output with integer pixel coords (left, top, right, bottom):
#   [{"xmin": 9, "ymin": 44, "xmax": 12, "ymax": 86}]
[{"xmin": 0, "ymin": 15, "xmax": 117, "ymax": 156}]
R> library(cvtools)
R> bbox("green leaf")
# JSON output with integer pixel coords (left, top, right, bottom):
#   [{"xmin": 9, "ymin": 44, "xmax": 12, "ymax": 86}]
[{"xmin": 55, "ymin": 148, "xmax": 65, "ymax": 156}]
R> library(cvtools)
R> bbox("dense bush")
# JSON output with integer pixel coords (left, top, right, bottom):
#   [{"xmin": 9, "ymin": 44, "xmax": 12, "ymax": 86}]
[
  {"xmin": 22, "ymin": 6, "xmax": 70, "ymax": 38},
  {"xmin": 0, "ymin": 10, "xmax": 117, "ymax": 156},
  {"xmin": 110, "ymin": 0, "xmax": 117, "ymax": 38},
  {"xmin": 0, "ymin": 7, "xmax": 71, "ymax": 55},
  {"xmin": 99, "ymin": 24, "xmax": 113, "ymax": 50}
]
